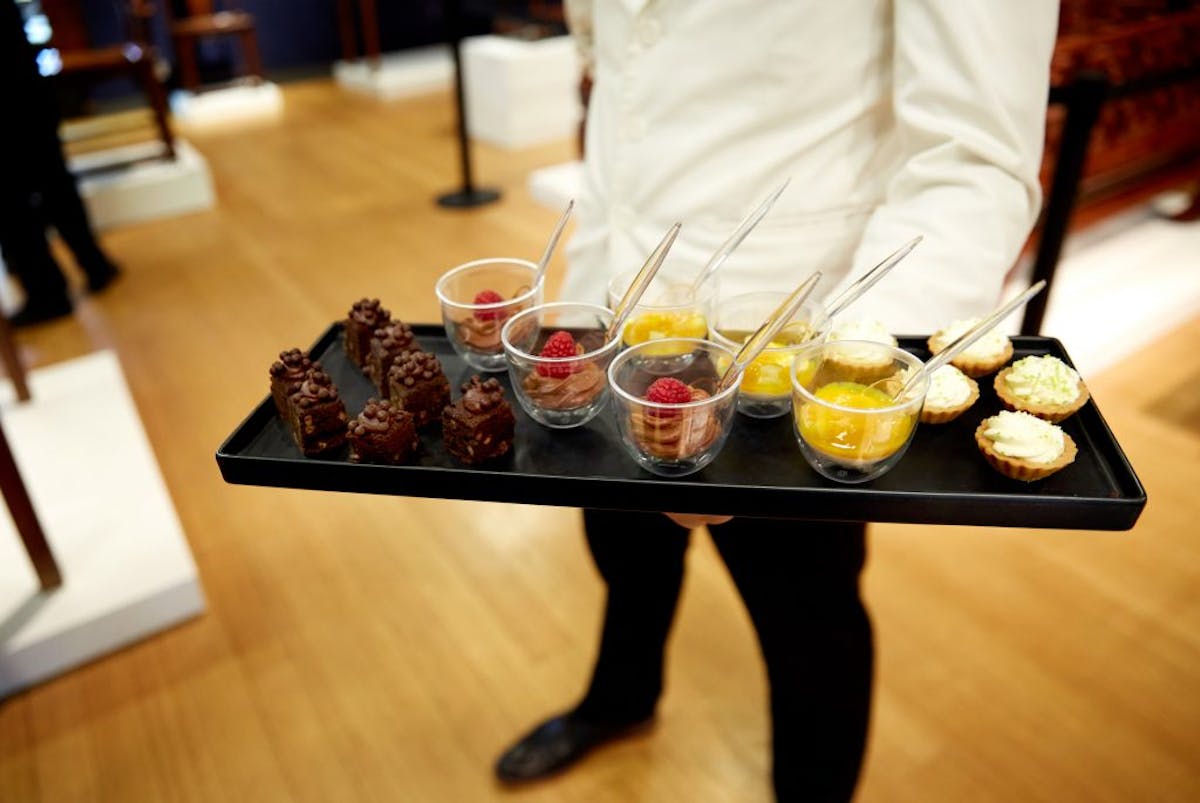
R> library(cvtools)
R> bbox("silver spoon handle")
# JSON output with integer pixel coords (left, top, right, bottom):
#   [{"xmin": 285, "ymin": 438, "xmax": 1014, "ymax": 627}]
[
  {"xmin": 822, "ymin": 235, "xmax": 923, "ymax": 321},
  {"xmin": 605, "ymin": 223, "xmax": 683, "ymax": 343},
  {"xmin": 688, "ymin": 179, "xmax": 790, "ymax": 297},
  {"xmin": 901, "ymin": 280, "xmax": 1047, "ymax": 397}
]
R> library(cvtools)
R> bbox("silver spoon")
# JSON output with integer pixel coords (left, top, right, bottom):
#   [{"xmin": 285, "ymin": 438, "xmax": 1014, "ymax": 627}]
[
  {"xmin": 684, "ymin": 179, "xmax": 791, "ymax": 300},
  {"xmin": 894, "ymin": 280, "xmax": 1047, "ymax": 399},
  {"xmin": 532, "ymin": 198, "xmax": 575, "ymax": 289},
  {"xmin": 716, "ymin": 270, "xmax": 823, "ymax": 392},
  {"xmin": 604, "ymin": 223, "xmax": 683, "ymax": 343},
  {"xmin": 822, "ymin": 235, "xmax": 923, "ymax": 322}
]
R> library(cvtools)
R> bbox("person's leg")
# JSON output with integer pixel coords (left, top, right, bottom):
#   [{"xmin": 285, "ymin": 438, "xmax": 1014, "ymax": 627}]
[
  {"xmin": 0, "ymin": 185, "xmax": 72, "ymax": 326},
  {"xmin": 33, "ymin": 138, "xmax": 119, "ymax": 293},
  {"xmin": 495, "ymin": 508, "xmax": 690, "ymax": 781},
  {"xmin": 707, "ymin": 517, "xmax": 871, "ymax": 803}
]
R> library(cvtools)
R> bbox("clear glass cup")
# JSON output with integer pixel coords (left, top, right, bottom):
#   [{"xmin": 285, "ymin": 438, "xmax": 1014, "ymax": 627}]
[
  {"xmin": 435, "ymin": 257, "xmax": 543, "ymax": 372},
  {"xmin": 605, "ymin": 266, "xmax": 717, "ymax": 358},
  {"xmin": 501, "ymin": 302, "xmax": 620, "ymax": 429},
  {"xmin": 710, "ymin": 291, "xmax": 831, "ymax": 419},
  {"xmin": 790, "ymin": 340, "xmax": 928, "ymax": 484},
  {"xmin": 608, "ymin": 338, "xmax": 740, "ymax": 477}
]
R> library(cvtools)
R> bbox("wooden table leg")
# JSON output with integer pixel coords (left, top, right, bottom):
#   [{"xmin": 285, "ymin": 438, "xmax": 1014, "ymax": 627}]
[
  {"xmin": 0, "ymin": 419, "xmax": 60, "ymax": 590},
  {"xmin": 359, "ymin": 0, "xmax": 381, "ymax": 68}
]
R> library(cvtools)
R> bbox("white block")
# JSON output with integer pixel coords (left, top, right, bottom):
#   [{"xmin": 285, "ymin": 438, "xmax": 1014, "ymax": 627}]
[
  {"xmin": 0, "ymin": 351, "xmax": 205, "ymax": 698},
  {"xmin": 462, "ymin": 35, "xmax": 582, "ymax": 149},
  {"xmin": 334, "ymin": 45, "xmax": 453, "ymax": 101},
  {"xmin": 72, "ymin": 139, "xmax": 216, "ymax": 231},
  {"xmin": 527, "ymin": 159, "xmax": 584, "ymax": 211},
  {"xmin": 169, "ymin": 81, "xmax": 284, "ymax": 126}
]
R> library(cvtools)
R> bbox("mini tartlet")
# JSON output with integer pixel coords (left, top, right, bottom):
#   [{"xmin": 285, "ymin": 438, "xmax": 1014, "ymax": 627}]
[
  {"xmin": 928, "ymin": 318, "xmax": 1013, "ymax": 377},
  {"xmin": 826, "ymin": 319, "xmax": 898, "ymax": 383},
  {"xmin": 919, "ymin": 364, "xmax": 979, "ymax": 424},
  {"xmin": 994, "ymin": 354, "xmax": 1089, "ymax": 423},
  {"xmin": 975, "ymin": 410, "xmax": 1076, "ymax": 482}
]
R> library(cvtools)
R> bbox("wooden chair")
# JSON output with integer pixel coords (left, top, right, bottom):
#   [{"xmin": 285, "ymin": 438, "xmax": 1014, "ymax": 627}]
[
  {"xmin": 39, "ymin": 0, "xmax": 175, "ymax": 161},
  {"xmin": 167, "ymin": 0, "xmax": 263, "ymax": 92}
]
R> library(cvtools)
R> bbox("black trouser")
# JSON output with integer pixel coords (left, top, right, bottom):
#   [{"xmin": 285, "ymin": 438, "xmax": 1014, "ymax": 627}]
[{"xmin": 574, "ymin": 509, "xmax": 872, "ymax": 803}]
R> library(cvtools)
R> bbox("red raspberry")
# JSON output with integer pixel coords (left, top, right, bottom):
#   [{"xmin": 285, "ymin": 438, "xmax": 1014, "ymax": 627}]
[
  {"xmin": 472, "ymin": 289, "xmax": 504, "ymax": 321},
  {"xmin": 537, "ymin": 330, "xmax": 578, "ymax": 378},
  {"xmin": 645, "ymin": 377, "xmax": 693, "ymax": 417}
]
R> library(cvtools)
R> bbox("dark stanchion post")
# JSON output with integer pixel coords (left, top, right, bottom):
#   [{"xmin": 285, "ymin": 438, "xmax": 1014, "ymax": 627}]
[
  {"xmin": 0, "ymin": 419, "xmax": 60, "ymax": 590},
  {"xmin": 437, "ymin": 0, "xmax": 501, "ymax": 209},
  {"xmin": 1020, "ymin": 73, "xmax": 1108, "ymax": 335}
]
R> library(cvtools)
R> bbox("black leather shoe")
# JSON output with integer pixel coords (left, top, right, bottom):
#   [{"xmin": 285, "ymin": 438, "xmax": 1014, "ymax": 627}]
[
  {"xmin": 494, "ymin": 712, "xmax": 654, "ymax": 783},
  {"xmin": 83, "ymin": 259, "xmax": 121, "ymax": 294},
  {"xmin": 10, "ymin": 297, "xmax": 73, "ymax": 327}
]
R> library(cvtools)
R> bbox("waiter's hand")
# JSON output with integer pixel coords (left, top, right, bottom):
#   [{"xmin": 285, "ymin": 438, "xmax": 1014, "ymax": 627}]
[{"xmin": 664, "ymin": 512, "xmax": 734, "ymax": 529}]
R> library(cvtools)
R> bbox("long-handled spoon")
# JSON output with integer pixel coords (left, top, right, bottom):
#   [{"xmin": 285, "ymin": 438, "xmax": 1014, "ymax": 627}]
[
  {"xmin": 532, "ymin": 198, "xmax": 575, "ymax": 289},
  {"xmin": 684, "ymin": 179, "xmax": 791, "ymax": 300},
  {"xmin": 604, "ymin": 223, "xmax": 683, "ymax": 343},
  {"xmin": 821, "ymin": 235, "xmax": 923, "ymax": 322},
  {"xmin": 893, "ymin": 280, "xmax": 1047, "ymax": 399},
  {"xmin": 716, "ymin": 271, "xmax": 823, "ymax": 392}
]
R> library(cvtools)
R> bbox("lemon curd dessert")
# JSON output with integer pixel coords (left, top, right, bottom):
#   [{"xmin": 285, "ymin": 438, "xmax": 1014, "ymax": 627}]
[
  {"xmin": 794, "ymin": 380, "xmax": 917, "ymax": 468},
  {"xmin": 714, "ymin": 322, "xmax": 816, "ymax": 398}
]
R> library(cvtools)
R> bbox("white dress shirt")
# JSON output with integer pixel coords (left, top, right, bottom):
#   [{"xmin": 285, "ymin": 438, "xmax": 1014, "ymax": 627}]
[{"xmin": 559, "ymin": 0, "xmax": 1059, "ymax": 332}]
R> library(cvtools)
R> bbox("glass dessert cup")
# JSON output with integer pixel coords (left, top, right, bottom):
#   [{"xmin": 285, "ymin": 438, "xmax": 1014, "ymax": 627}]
[
  {"xmin": 606, "ymin": 266, "xmax": 717, "ymax": 364},
  {"xmin": 608, "ymin": 338, "xmax": 740, "ymax": 477},
  {"xmin": 790, "ymin": 340, "xmax": 928, "ymax": 484},
  {"xmin": 436, "ymin": 257, "xmax": 542, "ymax": 372},
  {"xmin": 501, "ymin": 302, "xmax": 620, "ymax": 429},
  {"xmin": 710, "ymin": 291, "xmax": 830, "ymax": 419}
]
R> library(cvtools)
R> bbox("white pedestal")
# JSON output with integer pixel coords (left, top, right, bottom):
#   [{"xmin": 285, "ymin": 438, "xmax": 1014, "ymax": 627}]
[
  {"xmin": 462, "ymin": 35, "xmax": 582, "ymax": 149},
  {"xmin": 169, "ymin": 81, "xmax": 284, "ymax": 126},
  {"xmin": 71, "ymin": 139, "xmax": 216, "ymax": 231},
  {"xmin": 0, "ymin": 351, "xmax": 205, "ymax": 698},
  {"xmin": 333, "ymin": 45, "xmax": 453, "ymax": 101},
  {"xmin": 528, "ymin": 160, "xmax": 584, "ymax": 211}
]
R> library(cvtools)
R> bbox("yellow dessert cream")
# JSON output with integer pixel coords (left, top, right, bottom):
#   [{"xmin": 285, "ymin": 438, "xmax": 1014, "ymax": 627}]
[
  {"xmin": 980, "ymin": 410, "xmax": 1064, "ymax": 464},
  {"xmin": 715, "ymin": 323, "xmax": 814, "ymax": 397},
  {"xmin": 796, "ymin": 381, "xmax": 915, "ymax": 465},
  {"xmin": 621, "ymin": 310, "xmax": 708, "ymax": 355}
]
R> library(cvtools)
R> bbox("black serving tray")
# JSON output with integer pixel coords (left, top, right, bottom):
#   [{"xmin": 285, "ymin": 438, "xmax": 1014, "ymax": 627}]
[{"xmin": 216, "ymin": 324, "xmax": 1146, "ymax": 530}]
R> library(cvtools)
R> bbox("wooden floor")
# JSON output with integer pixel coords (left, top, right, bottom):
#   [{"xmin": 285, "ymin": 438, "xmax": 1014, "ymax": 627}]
[{"xmin": 2, "ymin": 80, "xmax": 1198, "ymax": 802}]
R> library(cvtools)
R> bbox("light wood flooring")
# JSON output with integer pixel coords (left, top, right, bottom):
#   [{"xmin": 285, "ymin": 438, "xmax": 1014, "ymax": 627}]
[{"xmin": 1, "ymin": 80, "xmax": 1198, "ymax": 802}]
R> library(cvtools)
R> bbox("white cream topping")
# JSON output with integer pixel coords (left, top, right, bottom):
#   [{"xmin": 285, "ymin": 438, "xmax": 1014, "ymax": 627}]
[
  {"xmin": 982, "ymin": 410, "xmax": 1064, "ymax": 464},
  {"xmin": 933, "ymin": 318, "xmax": 1009, "ymax": 361},
  {"xmin": 829, "ymin": 318, "xmax": 897, "ymax": 346},
  {"xmin": 923, "ymin": 365, "xmax": 973, "ymax": 409},
  {"xmin": 828, "ymin": 319, "xmax": 897, "ymax": 366},
  {"xmin": 1003, "ymin": 355, "xmax": 1080, "ymax": 406}
]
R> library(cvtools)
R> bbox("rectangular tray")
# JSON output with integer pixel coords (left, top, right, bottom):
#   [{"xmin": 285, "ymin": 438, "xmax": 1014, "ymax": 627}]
[{"xmin": 217, "ymin": 324, "xmax": 1146, "ymax": 530}]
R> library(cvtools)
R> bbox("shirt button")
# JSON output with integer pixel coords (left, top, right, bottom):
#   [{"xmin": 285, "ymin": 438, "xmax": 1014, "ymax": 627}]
[{"xmin": 637, "ymin": 18, "xmax": 662, "ymax": 46}]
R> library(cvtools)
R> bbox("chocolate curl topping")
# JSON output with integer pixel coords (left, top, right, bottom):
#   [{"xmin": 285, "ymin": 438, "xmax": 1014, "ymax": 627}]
[
  {"xmin": 349, "ymin": 298, "xmax": 390, "ymax": 327},
  {"xmin": 270, "ymin": 348, "xmax": 310, "ymax": 377},
  {"xmin": 373, "ymin": 321, "xmax": 415, "ymax": 352},
  {"xmin": 461, "ymin": 376, "xmax": 505, "ymax": 413}
]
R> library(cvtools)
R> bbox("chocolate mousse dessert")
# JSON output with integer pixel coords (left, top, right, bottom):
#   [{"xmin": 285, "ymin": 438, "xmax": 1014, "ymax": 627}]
[
  {"xmin": 287, "ymin": 367, "xmax": 349, "ymax": 456},
  {"xmin": 367, "ymin": 319, "xmax": 417, "ymax": 391},
  {"xmin": 269, "ymin": 347, "xmax": 312, "ymax": 417},
  {"xmin": 347, "ymin": 398, "xmax": 419, "ymax": 464},
  {"xmin": 454, "ymin": 289, "xmax": 517, "ymax": 353},
  {"xmin": 629, "ymin": 377, "xmax": 720, "ymax": 460},
  {"xmin": 442, "ymin": 376, "xmax": 515, "ymax": 465},
  {"xmin": 387, "ymin": 350, "xmax": 451, "ymax": 428},
  {"xmin": 522, "ymin": 330, "xmax": 606, "ymax": 411},
  {"xmin": 344, "ymin": 298, "xmax": 391, "ymax": 369}
]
